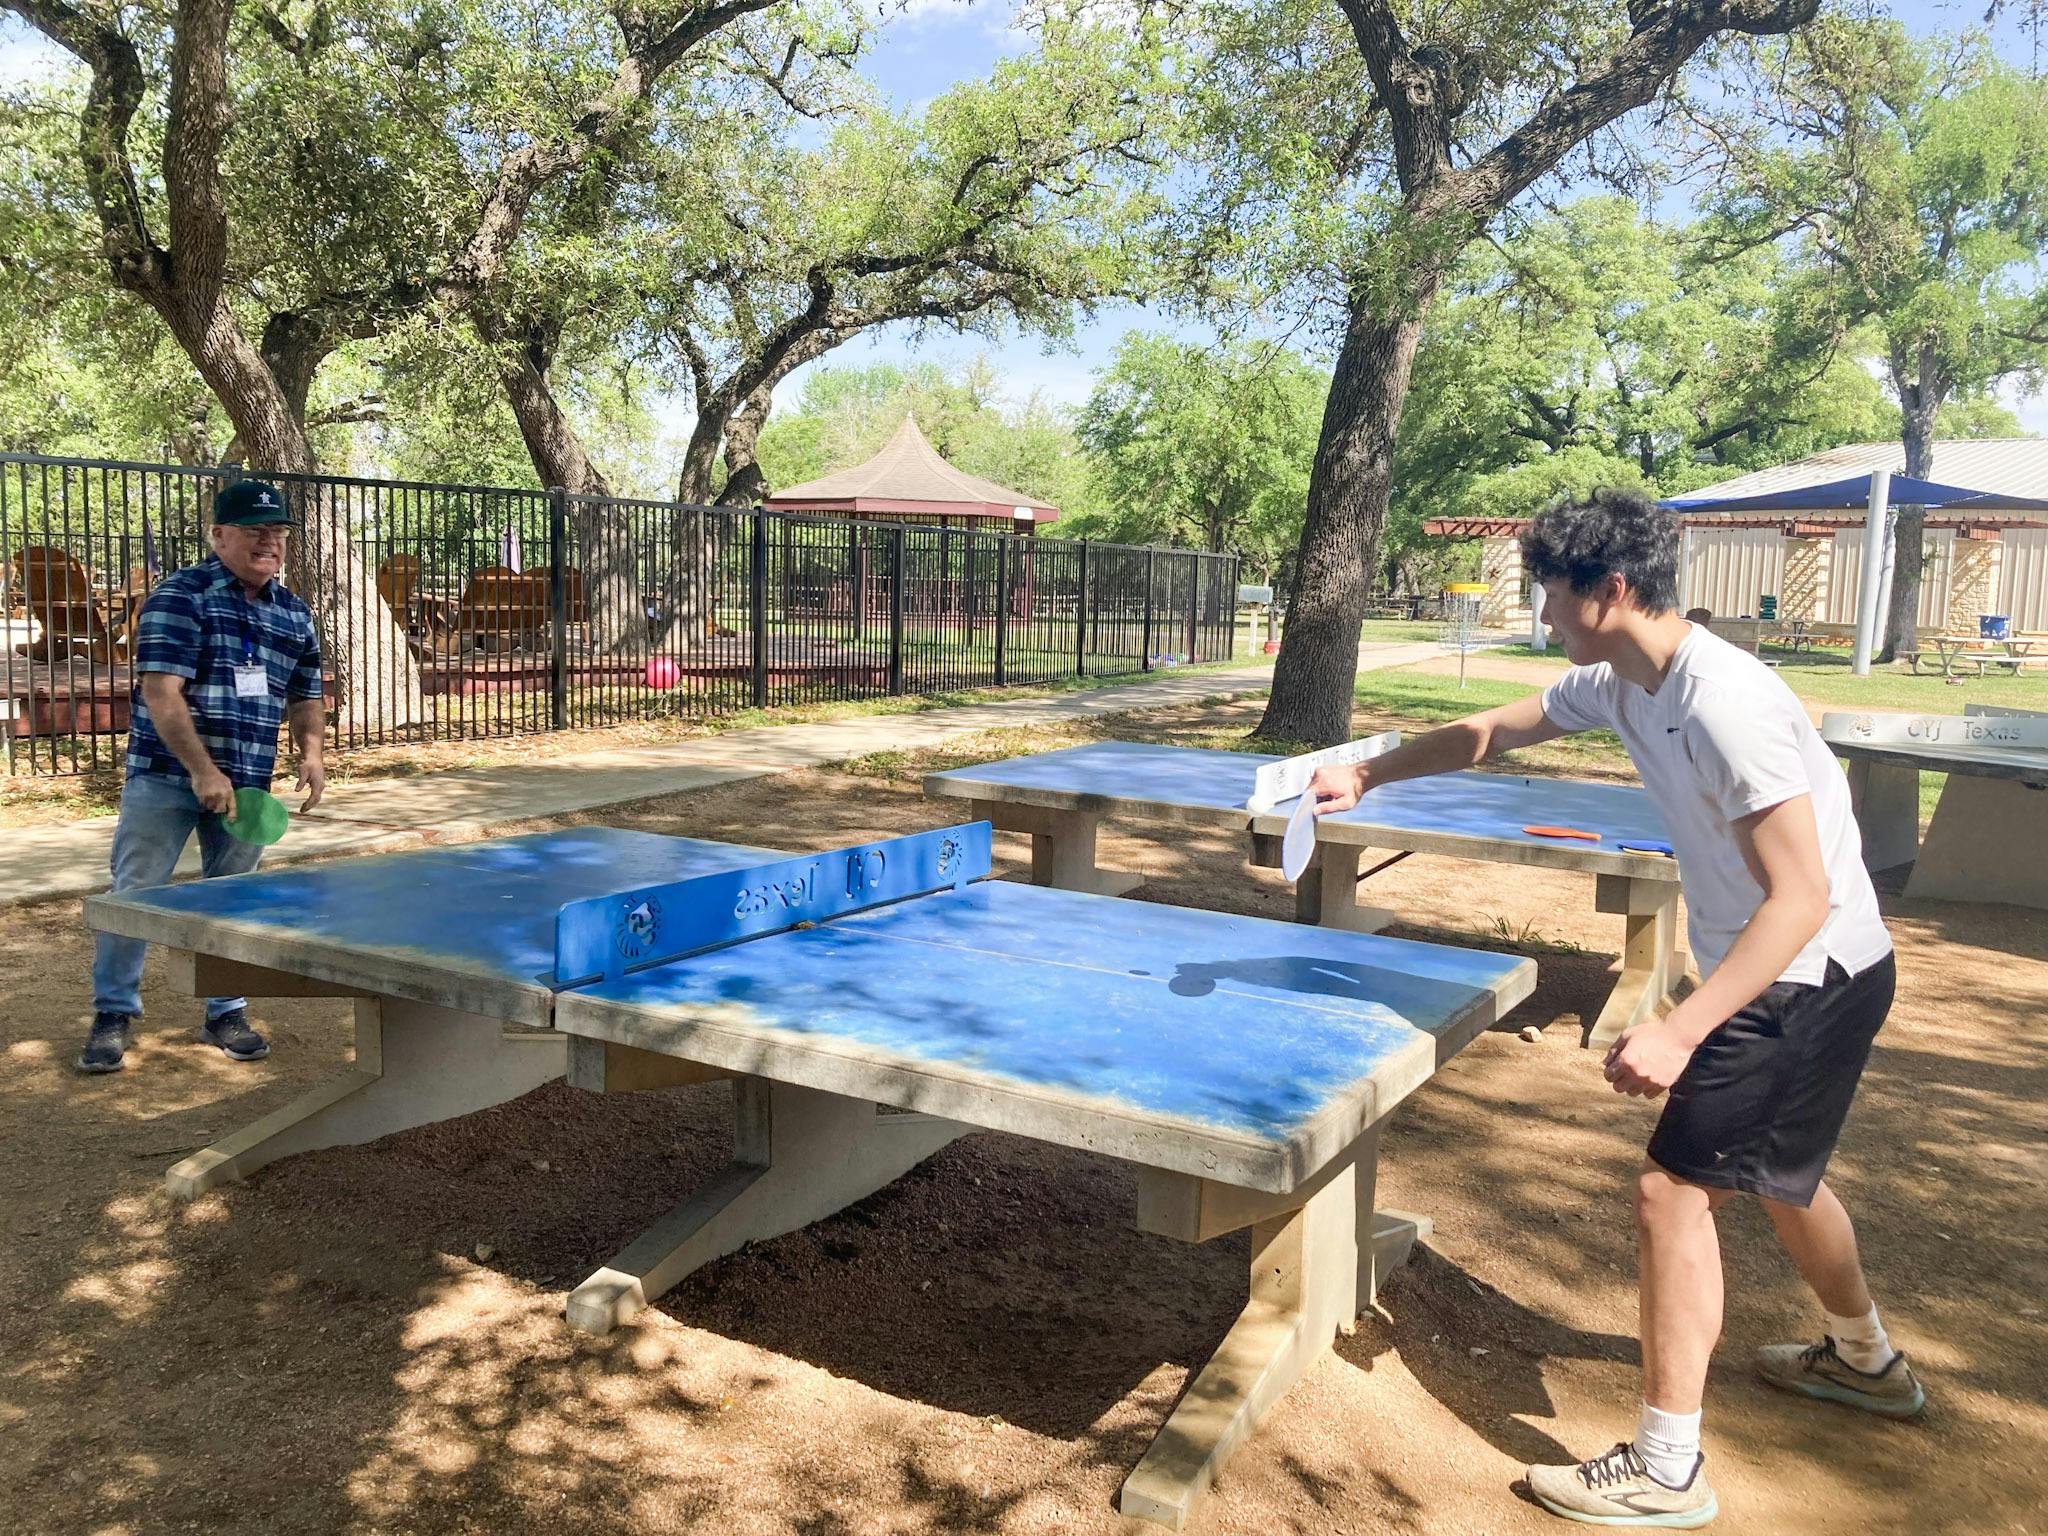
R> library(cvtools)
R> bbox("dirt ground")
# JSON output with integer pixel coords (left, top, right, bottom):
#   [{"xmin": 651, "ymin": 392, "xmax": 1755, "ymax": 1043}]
[{"xmin": 2, "ymin": 697, "xmax": 2043, "ymax": 1535}]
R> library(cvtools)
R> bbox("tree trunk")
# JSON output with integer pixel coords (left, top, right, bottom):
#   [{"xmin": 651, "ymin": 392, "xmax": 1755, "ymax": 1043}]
[
  {"xmin": 715, "ymin": 385, "xmax": 774, "ymax": 508},
  {"xmin": 1878, "ymin": 391, "xmax": 1939, "ymax": 663},
  {"xmin": 1257, "ymin": 284, "xmax": 1438, "ymax": 743},
  {"xmin": 161, "ymin": 297, "xmax": 425, "ymax": 737},
  {"xmin": 492, "ymin": 331, "xmax": 646, "ymax": 656}
]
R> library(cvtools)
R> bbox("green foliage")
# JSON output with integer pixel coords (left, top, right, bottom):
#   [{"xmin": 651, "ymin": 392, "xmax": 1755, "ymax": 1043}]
[
  {"xmin": 1073, "ymin": 332, "xmax": 1326, "ymax": 578},
  {"xmin": 1706, "ymin": 21, "xmax": 2048, "ymax": 444},
  {"xmin": 1383, "ymin": 196, "xmax": 1896, "ymax": 581}
]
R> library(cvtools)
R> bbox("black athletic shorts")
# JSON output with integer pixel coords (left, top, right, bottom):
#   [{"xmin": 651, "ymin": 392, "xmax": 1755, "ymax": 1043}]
[{"xmin": 1646, "ymin": 952, "xmax": 1896, "ymax": 1207}]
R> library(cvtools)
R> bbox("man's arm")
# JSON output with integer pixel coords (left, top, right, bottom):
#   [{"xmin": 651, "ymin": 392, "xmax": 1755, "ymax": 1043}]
[
  {"xmin": 1605, "ymin": 793, "xmax": 1831, "ymax": 1096},
  {"xmin": 139, "ymin": 673, "xmax": 234, "ymax": 814},
  {"xmin": 1310, "ymin": 693, "xmax": 1569, "ymax": 814},
  {"xmin": 288, "ymin": 697, "xmax": 326, "ymax": 811}
]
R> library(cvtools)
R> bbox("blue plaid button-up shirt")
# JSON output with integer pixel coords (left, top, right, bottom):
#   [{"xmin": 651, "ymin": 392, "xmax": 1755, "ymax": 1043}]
[{"xmin": 126, "ymin": 555, "xmax": 325, "ymax": 788}]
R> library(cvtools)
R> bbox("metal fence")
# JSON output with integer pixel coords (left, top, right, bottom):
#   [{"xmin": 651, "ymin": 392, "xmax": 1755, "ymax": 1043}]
[{"xmin": 0, "ymin": 453, "xmax": 1240, "ymax": 776}]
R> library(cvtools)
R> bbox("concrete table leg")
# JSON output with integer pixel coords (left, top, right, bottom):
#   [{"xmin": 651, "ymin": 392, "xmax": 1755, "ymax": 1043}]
[
  {"xmin": 1247, "ymin": 834, "xmax": 1394, "ymax": 934},
  {"xmin": 1588, "ymin": 874, "xmax": 1682, "ymax": 1050},
  {"xmin": 1844, "ymin": 758, "xmax": 1921, "ymax": 873},
  {"xmin": 565, "ymin": 1077, "xmax": 963, "ymax": 1335},
  {"xmin": 969, "ymin": 798, "xmax": 1145, "ymax": 898},
  {"xmin": 165, "ymin": 998, "xmax": 567, "ymax": 1199},
  {"xmin": 1905, "ymin": 773, "xmax": 2048, "ymax": 909},
  {"xmin": 1122, "ymin": 1126, "xmax": 1425, "ymax": 1529}
]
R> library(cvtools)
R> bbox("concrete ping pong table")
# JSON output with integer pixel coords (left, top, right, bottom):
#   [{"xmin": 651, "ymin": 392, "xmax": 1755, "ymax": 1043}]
[
  {"xmin": 925, "ymin": 740, "xmax": 1684, "ymax": 1048},
  {"xmin": 1821, "ymin": 705, "xmax": 2048, "ymax": 910},
  {"xmin": 85, "ymin": 822, "xmax": 1534, "ymax": 1529}
]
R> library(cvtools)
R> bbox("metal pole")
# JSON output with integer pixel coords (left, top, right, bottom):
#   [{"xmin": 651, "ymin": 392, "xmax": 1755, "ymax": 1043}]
[
  {"xmin": 993, "ymin": 535, "xmax": 1010, "ymax": 687},
  {"xmin": 1852, "ymin": 469, "xmax": 1892, "ymax": 676},
  {"xmin": 1529, "ymin": 578, "xmax": 1547, "ymax": 653},
  {"xmin": 1075, "ymin": 540, "xmax": 1089, "ymax": 677},
  {"xmin": 750, "ymin": 511, "xmax": 769, "ymax": 707},
  {"xmin": 548, "ymin": 488, "xmax": 568, "ymax": 729},
  {"xmin": 1141, "ymin": 547, "xmax": 1155, "ymax": 669},
  {"xmin": 888, "ymin": 525, "xmax": 906, "ymax": 696}
]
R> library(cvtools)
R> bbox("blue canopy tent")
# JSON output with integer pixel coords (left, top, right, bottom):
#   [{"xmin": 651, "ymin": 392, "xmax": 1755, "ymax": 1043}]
[{"xmin": 1660, "ymin": 471, "xmax": 2048, "ymax": 674}]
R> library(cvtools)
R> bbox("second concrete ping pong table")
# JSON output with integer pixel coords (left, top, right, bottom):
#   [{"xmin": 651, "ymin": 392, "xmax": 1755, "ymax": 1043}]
[
  {"xmin": 1822, "ymin": 705, "xmax": 2048, "ymax": 910},
  {"xmin": 926, "ymin": 740, "xmax": 1685, "ymax": 1048},
  {"xmin": 84, "ymin": 822, "xmax": 1535, "ymax": 1530}
]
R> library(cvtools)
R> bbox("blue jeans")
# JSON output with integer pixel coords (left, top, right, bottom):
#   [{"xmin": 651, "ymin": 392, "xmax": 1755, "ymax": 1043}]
[{"xmin": 92, "ymin": 773, "xmax": 265, "ymax": 1020}]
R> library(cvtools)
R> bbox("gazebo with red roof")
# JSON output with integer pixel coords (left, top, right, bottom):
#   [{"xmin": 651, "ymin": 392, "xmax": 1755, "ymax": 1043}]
[{"xmin": 762, "ymin": 415, "xmax": 1059, "ymax": 531}]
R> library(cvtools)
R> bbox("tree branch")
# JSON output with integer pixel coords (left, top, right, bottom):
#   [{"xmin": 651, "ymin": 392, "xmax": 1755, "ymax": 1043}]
[{"xmin": 1461, "ymin": 0, "xmax": 1821, "ymax": 217}]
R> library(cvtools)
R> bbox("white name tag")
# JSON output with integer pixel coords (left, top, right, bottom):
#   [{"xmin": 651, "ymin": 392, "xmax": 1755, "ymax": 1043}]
[{"xmin": 233, "ymin": 664, "xmax": 271, "ymax": 699}]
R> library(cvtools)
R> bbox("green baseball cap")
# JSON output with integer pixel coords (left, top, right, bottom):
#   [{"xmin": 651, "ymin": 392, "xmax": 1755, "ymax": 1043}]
[{"xmin": 213, "ymin": 479, "xmax": 297, "ymax": 527}]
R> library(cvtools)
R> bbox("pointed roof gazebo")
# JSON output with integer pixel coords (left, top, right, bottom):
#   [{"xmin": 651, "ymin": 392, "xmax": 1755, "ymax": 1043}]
[{"xmin": 762, "ymin": 415, "xmax": 1060, "ymax": 529}]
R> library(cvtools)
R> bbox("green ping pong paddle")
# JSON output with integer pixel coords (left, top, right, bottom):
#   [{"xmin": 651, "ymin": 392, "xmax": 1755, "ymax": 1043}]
[{"xmin": 220, "ymin": 785, "xmax": 289, "ymax": 845}]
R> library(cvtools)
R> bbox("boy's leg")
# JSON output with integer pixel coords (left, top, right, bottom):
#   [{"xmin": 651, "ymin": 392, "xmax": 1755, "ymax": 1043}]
[
  {"xmin": 1639, "ymin": 1164, "xmax": 1735, "ymax": 1414},
  {"xmin": 1758, "ymin": 1180, "xmax": 1925, "ymax": 1417},
  {"xmin": 1761, "ymin": 1179, "xmax": 1871, "ymax": 1317},
  {"xmin": 1523, "ymin": 1164, "xmax": 1727, "ymax": 1527}
]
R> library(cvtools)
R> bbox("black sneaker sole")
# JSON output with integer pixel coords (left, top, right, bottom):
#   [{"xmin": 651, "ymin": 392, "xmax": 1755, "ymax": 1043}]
[
  {"xmin": 76, "ymin": 1054, "xmax": 128, "ymax": 1074},
  {"xmin": 201, "ymin": 1030, "xmax": 269, "ymax": 1061}
]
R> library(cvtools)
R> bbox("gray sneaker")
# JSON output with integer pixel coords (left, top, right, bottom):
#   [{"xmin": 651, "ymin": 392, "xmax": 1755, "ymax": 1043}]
[
  {"xmin": 201, "ymin": 1008, "xmax": 269, "ymax": 1062},
  {"xmin": 1527, "ymin": 1442, "xmax": 1717, "ymax": 1528},
  {"xmin": 1758, "ymin": 1336, "xmax": 1925, "ymax": 1419},
  {"xmin": 78, "ymin": 1012, "xmax": 131, "ymax": 1074}
]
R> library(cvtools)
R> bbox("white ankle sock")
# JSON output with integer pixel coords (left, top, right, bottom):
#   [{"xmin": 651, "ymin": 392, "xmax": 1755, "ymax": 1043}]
[
  {"xmin": 1824, "ymin": 1304, "xmax": 1896, "ymax": 1373},
  {"xmin": 1633, "ymin": 1402, "xmax": 1701, "ymax": 1489}
]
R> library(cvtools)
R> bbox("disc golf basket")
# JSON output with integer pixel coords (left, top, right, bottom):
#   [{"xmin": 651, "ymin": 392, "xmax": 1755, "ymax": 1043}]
[{"xmin": 1440, "ymin": 581, "xmax": 1490, "ymax": 688}]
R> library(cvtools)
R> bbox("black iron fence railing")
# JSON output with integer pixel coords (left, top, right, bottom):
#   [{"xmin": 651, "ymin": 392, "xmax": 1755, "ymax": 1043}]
[{"xmin": 0, "ymin": 453, "xmax": 1241, "ymax": 776}]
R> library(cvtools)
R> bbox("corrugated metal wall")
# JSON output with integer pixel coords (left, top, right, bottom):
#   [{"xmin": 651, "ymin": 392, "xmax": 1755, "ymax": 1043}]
[
  {"xmin": 1997, "ymin": 526, "xmax": 2048, "ymax": 631},
  {"xmin": 1827, "ymin": 528, "xmax": 1952, "ymax": 628},
  {"xmin": 1679, "ymin": 529, "xmax": 1786, "ymax": 618}
]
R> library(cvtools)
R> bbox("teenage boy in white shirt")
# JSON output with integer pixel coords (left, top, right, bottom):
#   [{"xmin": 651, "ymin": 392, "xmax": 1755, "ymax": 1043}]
[{"xmin": 1310, "ymin": 488, "xmax": 1921, "ymax": 1529}]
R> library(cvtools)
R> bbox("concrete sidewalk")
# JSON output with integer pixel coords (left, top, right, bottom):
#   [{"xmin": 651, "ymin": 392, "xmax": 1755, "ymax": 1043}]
[{"xmin": 4, "ymin": 642, "xmax": 1441, "ymax": 908}]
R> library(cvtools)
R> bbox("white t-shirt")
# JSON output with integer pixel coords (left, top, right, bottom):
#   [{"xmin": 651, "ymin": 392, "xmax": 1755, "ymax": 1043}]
[{"xmin": 1540, "ymin": 624, "xmax": 1891, "ymax": 984}]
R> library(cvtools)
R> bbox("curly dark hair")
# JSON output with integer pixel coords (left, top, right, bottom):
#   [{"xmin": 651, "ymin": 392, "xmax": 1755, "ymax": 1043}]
[{"xmin": 1519, "ymin": 487, "xmax": 1679, "ymax": 614}]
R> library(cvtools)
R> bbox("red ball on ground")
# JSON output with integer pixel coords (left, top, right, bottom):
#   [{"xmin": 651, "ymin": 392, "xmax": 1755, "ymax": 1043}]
[{"xmin": 644, "ymin": 655, "xmax": 681, "ymax": 690}]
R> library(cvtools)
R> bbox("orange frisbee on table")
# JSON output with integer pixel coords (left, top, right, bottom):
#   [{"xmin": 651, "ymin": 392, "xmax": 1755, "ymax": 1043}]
[{"xmin": 1521, "ymin": 825, "xmax": 1600, "ymax": 841}]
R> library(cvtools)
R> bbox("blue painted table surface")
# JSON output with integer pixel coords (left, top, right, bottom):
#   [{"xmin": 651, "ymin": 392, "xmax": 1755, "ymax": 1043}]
[
  {"xmin": 555, "ymin": 879, "xmax": 1534, "ymax": 1190},
  {"xmin": 928, "ymin": 740, "xmax": 1674, "ymax": 873},
  {"xmin": 84, "ymin": 828, "xmax": 782, "ymax": 1024}
]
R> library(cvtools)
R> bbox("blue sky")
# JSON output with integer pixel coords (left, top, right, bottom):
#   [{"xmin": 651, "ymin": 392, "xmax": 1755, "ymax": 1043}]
[{"xmin": 3, "ymin": 0, "xmax": 2044, "ymax": 434}]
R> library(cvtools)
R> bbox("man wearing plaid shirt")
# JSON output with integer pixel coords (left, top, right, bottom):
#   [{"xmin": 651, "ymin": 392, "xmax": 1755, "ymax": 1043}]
[{"xmin": 80, "ymin": 480, "xmax": 328, "ymax": 1073}]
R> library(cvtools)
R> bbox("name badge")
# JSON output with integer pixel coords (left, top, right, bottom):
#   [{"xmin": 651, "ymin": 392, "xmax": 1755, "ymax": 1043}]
[{"xmin": 233, "ymin": 664, "xmax": 270, "ymax": 699}]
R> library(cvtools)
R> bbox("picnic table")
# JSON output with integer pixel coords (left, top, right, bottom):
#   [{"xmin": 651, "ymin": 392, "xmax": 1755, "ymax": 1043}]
[
  {"xmin": 83, "ymin": 822, "xmax": 1535, "ymax": 1529},
  {"xmin": 1769, "ymin": 617, "xmax": 1818, "ymax": 654},
  {"xmin": 1909, "ymin": 632, "xmax": 2041, "ymax": 677}
]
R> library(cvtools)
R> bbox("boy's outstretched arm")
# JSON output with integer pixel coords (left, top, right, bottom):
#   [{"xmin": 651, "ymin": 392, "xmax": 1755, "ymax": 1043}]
[{"xmin": 1309, "ymin": 693, "xmax": 1568, "ymax": 814}]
